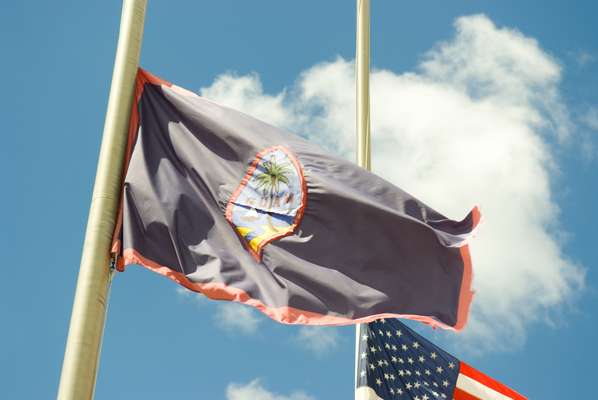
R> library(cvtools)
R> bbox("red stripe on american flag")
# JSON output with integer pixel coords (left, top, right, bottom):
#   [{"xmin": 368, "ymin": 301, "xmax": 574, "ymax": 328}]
[
  {"xmin": 459, "ymin": 362, "xmax": 527, "ymax": 399},
  {"xmin": 454, "ymin": 387, "xmax": 482, "ymax": 400}
]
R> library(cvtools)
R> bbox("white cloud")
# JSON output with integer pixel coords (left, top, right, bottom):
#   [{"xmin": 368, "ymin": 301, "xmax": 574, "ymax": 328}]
[
  {"xmin": 578, "ymin": 105, "xmax": 598, "ymax": 161},
  {"xmin": 574, "ymin": 50, "xmax": 595, "ymax": 67},
  {"xmin": 200, "ymin": 14, "xmax": 584, "ymax": 352},
  {"xmin": 226, "ymin": 379, "xmax": 314, "ymax": 400},
  {"xmin": 295, "ymin": 326, "xmax": 340, "ymax": 356},
  {"xmin": 420, "ymin": 15, "xmax": 572, "ymax": 142},
  {"xmin": 201, "ymin": 73, "xmax": 298, "ymax": 129},
  {"xmin": 175, "ymin": 286, "xmax": 208, "ymax": 307},
  {"xmin": 582, "ymin": 106, "xmax": 598, "ymax": 131},
  {"xmin": 176, "ymin": 288, "xmax": 261, "ymax": 334},
  {"xmin": 216, "ymin": 303, "xmax": 261, "ymax": 335}
]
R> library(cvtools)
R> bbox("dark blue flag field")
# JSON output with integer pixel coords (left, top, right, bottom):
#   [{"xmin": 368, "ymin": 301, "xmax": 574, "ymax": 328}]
[
  {"xmin": 356, "ymin": 319, "xmax": 526, "ymax": 399},
  {"xmin": 112, "ymin": 69, "xmax": 481, "ymax": 330}
]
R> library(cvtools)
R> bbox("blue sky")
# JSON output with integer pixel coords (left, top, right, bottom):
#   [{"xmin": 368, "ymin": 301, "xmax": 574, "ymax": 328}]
[{"xmin": 3, "ymin": 1, "xmax": 598, "ymax": 399}]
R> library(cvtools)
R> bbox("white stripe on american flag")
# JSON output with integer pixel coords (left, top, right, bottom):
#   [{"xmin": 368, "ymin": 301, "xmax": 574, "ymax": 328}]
[
  {"xmin": 456, "ymin": 373, "xmax": 513, "ymax": 400},
  {"xmin": 355, "ymin": 386, "xmax": 383, "ymax": 400}
]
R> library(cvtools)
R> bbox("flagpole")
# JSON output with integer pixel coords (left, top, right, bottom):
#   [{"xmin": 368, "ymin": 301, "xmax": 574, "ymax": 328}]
[
  {"xmin": 356, "ymin": 0, "xmax": 371, "ymax": 171},
  {"xmin": 355, "ymin": 0, "xmax": 371, "ymax": 398},
  {"xmin": 57, "ymin": 1, "xmax": 147, "ymax": 399}
]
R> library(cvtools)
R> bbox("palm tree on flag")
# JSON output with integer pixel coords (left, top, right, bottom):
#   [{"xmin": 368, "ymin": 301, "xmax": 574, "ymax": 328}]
[{"xmin": 255, "ymin": 157, "xmax": 291, "ymax": 210}]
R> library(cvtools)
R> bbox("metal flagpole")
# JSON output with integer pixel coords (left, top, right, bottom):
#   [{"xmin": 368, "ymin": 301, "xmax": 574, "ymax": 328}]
[
  {"xmin": 356, "ymin": 0, "xmax": 371, "ymax": 171},
  {"xmin": 355, "ymin": 0, "xmax": 371, "ymax": 399},
  {"xmin": 57, "ymin": 1, "xmax": 147, "ymax": 399}
]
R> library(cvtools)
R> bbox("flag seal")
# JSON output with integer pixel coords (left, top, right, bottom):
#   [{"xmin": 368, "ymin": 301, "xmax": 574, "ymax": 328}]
[{"xmin": 225, "ymin": 145, "xmax": 307, "ymax": 260}]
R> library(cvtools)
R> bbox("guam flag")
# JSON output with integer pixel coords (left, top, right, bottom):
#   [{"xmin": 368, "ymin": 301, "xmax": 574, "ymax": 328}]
[{"xmin": 112, "ymin": 69, "xmax": 481, "ymax": 330}]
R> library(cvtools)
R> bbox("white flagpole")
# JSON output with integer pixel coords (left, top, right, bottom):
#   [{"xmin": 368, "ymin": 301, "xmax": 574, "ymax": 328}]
[
  {"xmin": 57, "ymin": 1, "xmax": 147, "ymax": 399},
  {"xmin": 356, "ymin": 0, "xmax": 371, "ymax": 171},
  {"xmin": 355, "ymin": 0, "xmax": 371, "ymax": 399}
]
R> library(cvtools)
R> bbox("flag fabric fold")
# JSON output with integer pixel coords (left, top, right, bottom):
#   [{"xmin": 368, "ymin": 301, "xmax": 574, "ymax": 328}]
[
  {"xmin": 356, "ymin": 319, "xmax": 527, "ymax": 399},
  {"xmin": 112, "ymin": 68, "xmax": 481, "ymax": 330}
]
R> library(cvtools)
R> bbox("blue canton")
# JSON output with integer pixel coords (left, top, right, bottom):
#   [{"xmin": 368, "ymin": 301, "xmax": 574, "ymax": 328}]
[{"xmin": 357, "ymin": 319, "xmax": 460, "ymax": 399}]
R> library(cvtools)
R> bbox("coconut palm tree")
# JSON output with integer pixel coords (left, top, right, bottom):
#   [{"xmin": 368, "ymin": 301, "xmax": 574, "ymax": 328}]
[{"xmin": 254, "ymin": 157, "xmax": 292, "ymax": 210}]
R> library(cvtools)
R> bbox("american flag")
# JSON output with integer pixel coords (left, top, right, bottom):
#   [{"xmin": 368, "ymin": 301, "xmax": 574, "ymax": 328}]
[{"xmin": 356, "ymin": 319, "xmax": 526, "ymax": 400}]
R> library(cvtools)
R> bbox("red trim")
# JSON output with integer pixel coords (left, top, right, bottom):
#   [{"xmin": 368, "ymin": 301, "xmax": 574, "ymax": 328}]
[
  {"xmin": 123, "ymin": 248, "xmax": 468, "ymax": 329},
  {"xmin": 454, "ymin": 245, "xmax": 474, "ymax": 330},
  {"xmin": 471, "ymin": 205, "xmax": 482, "ymax": 227},
  {"xmin": 112, "ymin": 68, "xmax": 480, "ymax": 331},
  {"xmin": 459, "ymin": 362, "xmax": 527, "ymax": 399},
  {"xmin": 111, "ymin": 68, "xmax": 173, "ymax": 268},
  {"xmin": 224, "ymin": 145, "xmax": 308, "ymax": 261},
  {"xmin": 452, "ymin": 205, "xmax": 481, "ymax": 330}
]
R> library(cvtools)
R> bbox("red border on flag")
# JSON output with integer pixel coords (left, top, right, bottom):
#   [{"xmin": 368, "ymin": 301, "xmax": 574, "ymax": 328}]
[
  {"xmin": 111, "ymin": 68, "xmax": 172, "ymax": 257},
  {"xmin": 113, "ymin": 69, "xmax": 481, "ymax": 331}
]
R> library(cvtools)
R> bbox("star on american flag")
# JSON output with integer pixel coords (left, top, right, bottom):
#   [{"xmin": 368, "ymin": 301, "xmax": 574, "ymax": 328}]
[{"xmin": 356, "ymin": 319, "xmax": 527, "ymax": 399}]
